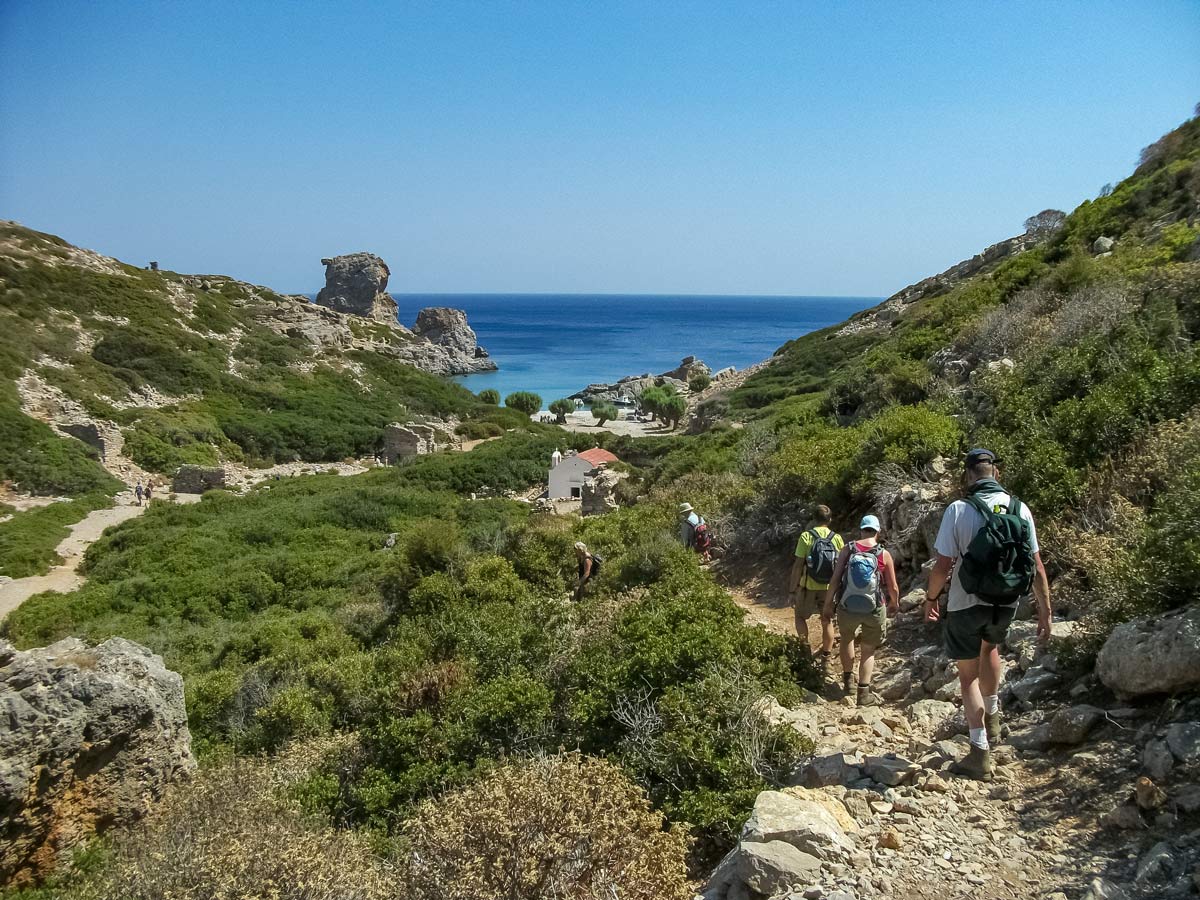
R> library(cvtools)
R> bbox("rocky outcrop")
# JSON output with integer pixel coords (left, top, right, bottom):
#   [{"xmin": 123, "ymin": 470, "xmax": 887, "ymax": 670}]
[
  {"xmin": 581, "ymin": 468, "xmax": 625, "ymax": 517},
  {"xmin": 570, "ymin": 357, "xmax": 710, "ymax": 404},
  {"xmin": 172, "ymin": 464, "xmax": 226, "ymax": 494},
  {"xmin": 838, "ymin": 233, "xmax": 1041, "ymax": 336},
  {"xmin": 314, "ymin": 253, "xmax": 398, "ymax": 323},
  {"xmin": 1096, "ymin": 605, "xmax": 1200, "ymax": 697},
  {"xmin": 0, "ymin": 638, "xmax": 194, "ymax": 884},
  {"xmin": 412, "ymin": 307, "xmax": 492, "ymax": 370}
]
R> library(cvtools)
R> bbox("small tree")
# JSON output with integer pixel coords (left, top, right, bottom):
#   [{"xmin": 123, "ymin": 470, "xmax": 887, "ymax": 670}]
[
  {"xmin": 1097, "ymin": 183, "xmax": 1114, "ymax": 198},
  {"xmin": 638, "ymin": 386, "xmax": 669, "ymax": 421},
  {"xmin": 504, "ymin": 391, "xmax": 543, "ymax": 418},
  {"xmin": 590, "ymin": 401, "xmax": 618, "ymax": 426},
  {"xmin": 688, "ymin": 373, "xmax": 712, "ymax": 393},
  {"xmin": 548, "ymin": 398, "xmax": 574, "ymax": 424},
  {"xmin": 1024, "ymin": 209, "xmax": 1066, "ymax": 238},
  {"xmin": 660, "ymin": 391, "xmax": 688, "ymax": 430},
  {"xmin": 478, "ymin": 389, "xmax": 500, "ymax": 405}
]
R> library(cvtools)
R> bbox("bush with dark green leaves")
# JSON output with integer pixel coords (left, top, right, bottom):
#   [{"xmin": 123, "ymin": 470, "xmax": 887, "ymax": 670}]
[
  {"xmin": 548, "ymin": 398, "xmax": 574, "ymax": 424},
  {"xmin": 477, "ymin": 388, "xmax": 500, "ymax": 404},
  {"xmin": 504, "ymin": 391, "xmax": 542, "ymax": 417}
]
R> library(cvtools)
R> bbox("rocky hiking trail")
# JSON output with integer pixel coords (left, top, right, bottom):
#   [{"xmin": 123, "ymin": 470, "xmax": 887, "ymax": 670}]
[{"xmin": 713, "ymin": 560, "xmax": 1200, "ymax": 900}]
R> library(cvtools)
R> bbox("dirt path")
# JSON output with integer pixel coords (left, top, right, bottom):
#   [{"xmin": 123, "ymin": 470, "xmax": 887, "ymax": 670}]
[{"xmin": 715, "ymin": 559, "xmax": 1141, "ymax": 900}]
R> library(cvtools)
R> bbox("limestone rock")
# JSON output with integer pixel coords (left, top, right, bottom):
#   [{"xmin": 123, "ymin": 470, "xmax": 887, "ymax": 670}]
[
  {"xmin": 1165, "ymin": 721, "xmax": 1200, "ymax": 761},
  {"xmin": 172, "ymin": 464, "xmax": 226, "ymax": 494},
  {"xmin": 413, "ymin": 307, "xmax": 482, "ymax": 356},
  {"xmin": 1143, "ymin": 739, "xmax": 1175, "ymax": 781},
  {"xmin": 1135, "ymin": 776, "xmax": 1167, "ymax": 810},
  {"xmin": 907, "ymin": 699, "xmax": 966, "ymax": 740},
  {"xmin": 797, "ymin": 753, "xmax": 862, "ymax": 788},
  {"xmin": 735, "ymin": 840, "xmax": 821, "ymax": 896},
  {"xmin": 741, "ymin": 790, "xmax": 855, "ymax": 861},
  {"xmin": 1010, "ymin": 665, "xmax": 1058, "ymax": 702},
  {"xmin": 1008, "ymin": 723, "xmax": 1052, "ymax": 752},
  {"xmin": 1097, "ymin": 606, "xmax": 1200, "ymax": 697},
  {"xmin": 864, "ymin": 754, "xmax": 921, "ymax": 786},
  {"xmin": 0, "ymin": 638, "xmax": 195, "ymax": 884},
  {"xmin": 1082, "ymin": 877, "xmax": 1129, "ymax": 899},
  {"xmin": 581, "ymin": 468, "xmax": 624, "ymax": 517},
  {"xmin": 1046, "ymin": 705, "xmax": 1104, "ymax": 745},
  {"xmin": 1092, "ymin": 235, "xmax": 1116, "ymax": 254},
  {"xmin": 315, "ymin": 252, "xmax": 397, "ymax": 323}
]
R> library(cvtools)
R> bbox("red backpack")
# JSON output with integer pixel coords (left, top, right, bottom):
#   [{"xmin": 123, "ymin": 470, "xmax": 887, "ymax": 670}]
[{"xmin": 693, "ymin": 521, "xmax": 712, "ymax": 552}]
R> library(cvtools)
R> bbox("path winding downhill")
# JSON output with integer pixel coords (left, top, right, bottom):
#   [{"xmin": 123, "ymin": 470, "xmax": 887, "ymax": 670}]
[
  {"xmin": 717, "ymin": 560, "xmax": 1146, "ymax": 900},
  {"xmin": 0, "ymin": 499, "xmax": 148, "ymax": 620}
]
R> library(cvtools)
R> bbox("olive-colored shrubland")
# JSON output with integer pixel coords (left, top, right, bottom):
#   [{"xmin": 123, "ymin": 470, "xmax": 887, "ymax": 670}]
[{"xmin": 399, "ymin": 753, "xmax": 694, "ymax": 900}]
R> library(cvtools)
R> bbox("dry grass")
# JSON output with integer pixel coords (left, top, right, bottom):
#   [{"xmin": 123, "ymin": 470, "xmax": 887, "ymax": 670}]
[{"xmin": 398, "ymin": 752, "xmax": 695, "ymax": 900}]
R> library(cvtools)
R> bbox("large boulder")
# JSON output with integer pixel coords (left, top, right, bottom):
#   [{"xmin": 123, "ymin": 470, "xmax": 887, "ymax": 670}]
[
  {"xmin": 740, "ymin": 790, "xmax": 855, "ymax": 861},
  {"xmin": 0, "ymin": 638, "xmax": 194, "ymax": 884},
  {"xmin": 413, "ymin": 307, "xmax": 480, "ymax": 355},
  {"xmin": 173, "ymin": 464, "xmax": 226, "ymax": 494},
  {"xmin": 1097, "ymin": 606, "xmax": 1200, "ymax": 697},
  {"xmin": 735, "ymin": 840, "xmax": 821, "ymax": 896},
  {"xmin": 315, "ymin": 252, "xmax": 398, "ymax": 323}
]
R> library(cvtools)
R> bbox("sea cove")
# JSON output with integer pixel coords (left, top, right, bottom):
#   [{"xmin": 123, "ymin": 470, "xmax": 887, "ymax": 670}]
[{"xmin": 400, "ymin": 293, "xmax": 879, "ymax": 402}]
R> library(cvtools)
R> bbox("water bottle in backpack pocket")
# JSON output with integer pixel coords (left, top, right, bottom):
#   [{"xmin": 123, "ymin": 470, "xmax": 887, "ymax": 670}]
[{"xmin": 840, "ymin": 545, "xmax": 883, "ymax": 615}]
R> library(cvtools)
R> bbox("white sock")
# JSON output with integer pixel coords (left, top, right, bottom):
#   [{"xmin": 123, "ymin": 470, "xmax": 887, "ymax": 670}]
[
  {"xmin": 969, "ymin": 727, "xmax": 989, "ymax": 750},
  {"xmin": 984, "ymin": 694, "xmax": 1000, "ymax": 715}
]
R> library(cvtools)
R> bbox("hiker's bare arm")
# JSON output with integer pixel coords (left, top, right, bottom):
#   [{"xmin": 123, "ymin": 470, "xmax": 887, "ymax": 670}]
[
  {"xmin": 788, "ymin": 556, "xmax": 805, "ymax": 595},
  {"xmin": 883, "ymin": 550, "xmax": 900, "ymax": 610},
  {"xmin": 823, "ymin": 550, "xmax": 848, "ymax": 618},
  {"xmin": 1034, "ymin": 552, "xmax": 1052, "ymax": 641},
  {"xmin": 925, "ymin": 554, "xmax": 954, "ymax": 622}
]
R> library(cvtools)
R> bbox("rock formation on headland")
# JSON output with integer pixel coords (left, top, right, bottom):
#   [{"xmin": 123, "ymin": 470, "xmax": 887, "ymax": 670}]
[
  {"xmin": 571, "ymin": 356, "xmax": 718, "ymax": 404},
  {"xmin": 310, "ymin": 252, "xmax": 495, "ymax": 376},
  {"xmin": 0, "ymin": 638, "xmax": 195, "ymax": 885},
  {"xmin": 315, "ymin": 252, "xmax": 398, "ymax": 322}
]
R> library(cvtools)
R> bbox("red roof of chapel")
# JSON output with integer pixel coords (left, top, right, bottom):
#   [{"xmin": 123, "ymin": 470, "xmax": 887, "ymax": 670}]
[{"xmin": 578, "ymin": 448, "xmax": 619, "ymax": 466}]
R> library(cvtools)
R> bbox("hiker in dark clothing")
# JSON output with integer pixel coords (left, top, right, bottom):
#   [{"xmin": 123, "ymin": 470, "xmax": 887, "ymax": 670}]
[
  {"xmin": 926, "ymin": 448, "xmax": 1052, "ymax": 781},
  {"xmin": 134, "ymin": 482, "xmax": 144, "ymax": 506},
  {"xmin": 574, "ymin": 541, "xmax": 600, "ymax": 601}
]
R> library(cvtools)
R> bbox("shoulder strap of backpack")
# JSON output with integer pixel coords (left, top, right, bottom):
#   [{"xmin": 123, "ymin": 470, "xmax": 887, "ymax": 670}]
[{"xmin": 964, "ymin": 494, "xmax": 995, "ymax": 520}]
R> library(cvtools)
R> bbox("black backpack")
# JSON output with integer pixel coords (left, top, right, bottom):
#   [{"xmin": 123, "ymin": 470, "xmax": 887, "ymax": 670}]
[
  {"xmin": 805, "ymin": 529, "xmax": 839, "ymax": 585},
  {"xmin": 958, "ymin": 494, "xmax": 1035, "ymax": 606},
  {"xmin": 589, "ymin": 553, "xmax": 603, "ymax": 575}
]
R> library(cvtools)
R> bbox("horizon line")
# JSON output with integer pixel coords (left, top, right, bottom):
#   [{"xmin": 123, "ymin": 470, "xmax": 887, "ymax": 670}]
[{"xmin": 288, "ymin": 290, "xmax": 886, "ymax": 300}]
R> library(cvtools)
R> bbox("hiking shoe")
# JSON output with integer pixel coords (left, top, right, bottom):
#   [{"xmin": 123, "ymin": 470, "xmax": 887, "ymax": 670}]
[
  {"xmin": 984, "ymin": 710, "xmax": 1002, "ymax": 747},
  {"xmin": 856, "ymin": 685, "xmax": 880, "ymax": 707},
  {"xmin": 949, "ymin": 745, "xmax": 994, "ymax": 782},
  {"xmin": 818, "ymin": 652, "xmax": 831, "ymax": 682}
]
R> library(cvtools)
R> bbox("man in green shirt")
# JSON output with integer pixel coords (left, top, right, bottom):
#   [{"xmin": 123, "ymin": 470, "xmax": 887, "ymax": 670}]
[{"xmin": 788, "ymin": 505, "xmax": 844, "ymax": 680}]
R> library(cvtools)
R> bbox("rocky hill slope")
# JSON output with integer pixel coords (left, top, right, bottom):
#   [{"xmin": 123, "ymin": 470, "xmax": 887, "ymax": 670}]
[{"xmin": 0, "ymin": 223, "xmax": 516, "ymax": 497}]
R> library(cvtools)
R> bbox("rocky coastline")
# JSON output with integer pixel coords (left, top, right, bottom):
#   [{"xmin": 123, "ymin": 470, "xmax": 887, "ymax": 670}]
[{"xmin": 569, "ymin": 355, "xmax": 735, "ymax": 404}]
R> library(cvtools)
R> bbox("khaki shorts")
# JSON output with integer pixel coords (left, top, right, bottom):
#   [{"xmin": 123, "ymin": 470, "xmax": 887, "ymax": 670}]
[
  {"xmin": 837, "ymin": 604, "xmax": 887, "ymax": 644},
  {"xmin": 793, "ymin": 586, "xmax": 826, "ymax": 618}
]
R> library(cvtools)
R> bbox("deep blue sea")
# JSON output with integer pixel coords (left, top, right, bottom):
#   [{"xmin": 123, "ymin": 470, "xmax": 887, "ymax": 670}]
[{"xmin": 319, "ymin": 294, "xmax": 879, "ymax": 403}]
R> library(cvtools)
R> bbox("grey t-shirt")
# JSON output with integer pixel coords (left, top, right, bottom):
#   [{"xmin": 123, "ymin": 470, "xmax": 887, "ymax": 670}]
[
  {"xmin": 680, "ymin": 512, "xmax": 702, "ymax": 546},
  {"xmin": 934, "ymin": 488, "xmax": 1039, "ymax": 612}
]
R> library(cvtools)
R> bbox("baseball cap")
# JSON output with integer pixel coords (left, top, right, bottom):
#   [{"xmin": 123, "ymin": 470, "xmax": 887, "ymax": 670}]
[
  {"xmin": 860, "ymin": 515, "xmax": 881, "ymax": 532},
  {"xmin": 966, "ymin": 448, "xmax": 1000, "ymax": 465}
]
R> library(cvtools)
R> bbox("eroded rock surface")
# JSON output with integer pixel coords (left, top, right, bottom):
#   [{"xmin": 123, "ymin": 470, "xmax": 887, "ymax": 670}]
[
  {"xmin": 315, "ymin": 252, "xmax": 398, "ymax": 323},
  {"xmin": 1097, "ymin": 605, "xmax": 1200, "ymax": 697},
  {"xmin": 0, "ymin": 638, "xmax": 194, "ymax": 884}
]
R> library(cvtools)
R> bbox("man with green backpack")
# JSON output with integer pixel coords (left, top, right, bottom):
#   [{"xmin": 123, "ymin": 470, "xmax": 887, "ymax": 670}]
[
  {"xmin": 788, "ymin": 505, "xmax": 845, "ymax": 679},
  {"xmin": 925, "ymin": 449, "xmax": 1052, "ymax": 781}
]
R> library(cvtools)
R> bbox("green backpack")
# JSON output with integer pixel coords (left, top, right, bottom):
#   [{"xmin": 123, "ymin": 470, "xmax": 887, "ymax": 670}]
[{"xmin": 958, "ymin": 493, "xmax": 1035, "ymax": 606}]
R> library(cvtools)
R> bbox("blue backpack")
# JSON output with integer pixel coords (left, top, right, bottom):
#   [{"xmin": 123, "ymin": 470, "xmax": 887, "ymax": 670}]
[{"xmin": 840, "ymin": 544, "xmax": 883, "ymax": 614}]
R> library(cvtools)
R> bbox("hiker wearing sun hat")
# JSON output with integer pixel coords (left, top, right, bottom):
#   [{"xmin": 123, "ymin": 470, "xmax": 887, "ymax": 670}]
[
  {"xmin": 926, "ymin": 448, "xmax": 1051, "ymax": 781},
  {"xmin": 678, "ymin": 502, "xmax": 711, "ymax": 559},
  {"xmin": 824, "ymin": 513, "xmax": 900, "ymax": 705}
]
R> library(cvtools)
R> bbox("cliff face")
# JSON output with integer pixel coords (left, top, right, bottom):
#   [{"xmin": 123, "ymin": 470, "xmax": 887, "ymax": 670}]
[{"xmin": 314, "ymin": 252, "xmax": 398, "ymax": 323}]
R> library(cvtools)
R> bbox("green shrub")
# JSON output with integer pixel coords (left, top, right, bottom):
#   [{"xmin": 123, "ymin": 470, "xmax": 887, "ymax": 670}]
[
  {"xmin": 590, "ymin": 400, "xmax": 619, "ymax": 426},
  {"xmin": 548, "ymin": 397, "xmax": 574, "ymax": 424},
  {"xmin": 688, "ymin": 373, "xmax": 712, "ymax": 392},
  {"xmin": 478, "ymin": 388, "xmax": 500, "ymax": 404},
  {"xmin": 0, "ymin": 493, "xmax": 114, "ymax": 578},
  {"xmin": 504, "ymin": 391, "xmax": 542, "ymax": 417}
]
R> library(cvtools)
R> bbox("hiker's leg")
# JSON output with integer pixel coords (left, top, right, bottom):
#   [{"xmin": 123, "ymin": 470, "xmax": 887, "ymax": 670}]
[
  {"xmin": 979, "ymin": 642, "xmax": 1002, "ymax": 699},
  {"xmin": 820, "ymin": 610, "xmax": 835, "ymax": 655},
  {"xmin": 957, "ymin": 657, "xmax": 985, "ymax": 732},
  {"xmin": 858, "ymin": 641, "xmax": 878, "ymax": 685},
  {"xmin": 839, "ymin": 633, "xmax": 855, "ymax": 677}
]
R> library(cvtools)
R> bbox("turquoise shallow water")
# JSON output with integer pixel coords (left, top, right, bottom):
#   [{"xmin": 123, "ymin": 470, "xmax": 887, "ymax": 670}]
[{"xmin": 393, "ymin": 293, "xmax": 879, "ymax": 403}]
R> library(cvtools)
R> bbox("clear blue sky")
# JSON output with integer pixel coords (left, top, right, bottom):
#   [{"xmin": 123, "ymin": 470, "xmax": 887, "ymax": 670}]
[{"xmin": 1, "ymin": 1, "xmax": 1197, "ymax": 295}]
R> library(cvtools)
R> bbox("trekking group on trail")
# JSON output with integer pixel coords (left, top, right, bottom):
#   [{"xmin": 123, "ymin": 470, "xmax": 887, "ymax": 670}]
[{"xmin": 789, "ymin": 448, "xmax": 1050, "ymax": 781}]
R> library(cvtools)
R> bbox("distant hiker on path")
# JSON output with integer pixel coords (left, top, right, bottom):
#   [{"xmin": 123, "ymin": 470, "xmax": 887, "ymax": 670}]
[
  {"xmin": 789, "ymin": 504, "xmax": 844, "ymax": 680},
  {"xmin": 144, "ymin": 482, "xmax": 153, "ymax": 502},
  {"xmin": 824, "ymin": 515, "xmax": 899, "ymax": 706},
  {"xmin": 678, "ymin": 502, "xmax": 712, "ymax": 560},
  {"xmin": 134, "ymin": 482, "xmax": 144, "ymax": 506},
  {"xmin": 573, "ymin": 541, "xmax": 601, "ymax": 601},
  {"xmin": 925, "ymin": 448, "xmax": 1051, "ymax": 781}
]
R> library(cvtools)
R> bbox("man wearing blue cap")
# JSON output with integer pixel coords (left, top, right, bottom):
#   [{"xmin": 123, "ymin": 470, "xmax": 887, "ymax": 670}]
[
  {"xmin": 824, "ymin": 514, "xmax": 899, "ymax": 705},
  {"xmin": 926, "ymin": 449, "xmax": 1051, "ymax": 781}
]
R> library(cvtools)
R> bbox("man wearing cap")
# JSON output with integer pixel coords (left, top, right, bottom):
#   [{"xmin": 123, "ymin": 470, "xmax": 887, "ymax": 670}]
[
  {"xmin": 926, "ymin": 449, "xmax": 1052, "ymax": 781},
  {"xmin": 824, "ymin": 514, "xmax": 900, "ymax": 705}
]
